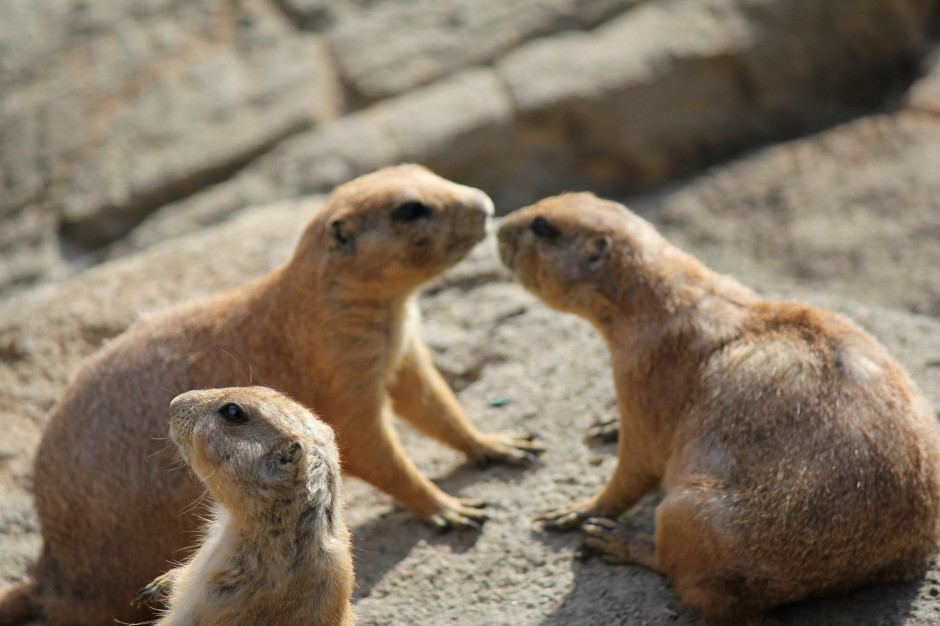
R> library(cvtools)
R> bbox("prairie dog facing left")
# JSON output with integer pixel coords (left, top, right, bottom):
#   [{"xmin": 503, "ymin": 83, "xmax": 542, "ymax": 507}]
[
  {"xmin": 497, "ymin": 193, "xmax": 940, "ymax": 624},
  {"xmin": 138, "ymin": 386, "xmax": 354, "ymax": 626}
]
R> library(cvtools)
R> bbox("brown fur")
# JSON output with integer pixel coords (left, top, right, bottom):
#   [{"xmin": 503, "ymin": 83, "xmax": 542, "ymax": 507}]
[
  {"xmin": 0, "ymin": 579, "xmax": 38, "ymax": 625},
  {"xmin": 4, "ymin": 165, "xmax": 541, "ymax": 626},
  {"xmin": 136, "ymin": 387, "xmax": 354, "ymax": 626},
  {"xmin": 497, "ymin": 193, "xmax": 940, "ymax": 624}
]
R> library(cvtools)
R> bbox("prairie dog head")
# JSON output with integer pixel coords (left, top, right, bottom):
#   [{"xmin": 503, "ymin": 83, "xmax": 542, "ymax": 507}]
[
  {"xmin": 295, "ymin": 164, "xmax": 494, "ymax": 297},
  {"xmin": 497, "ymin": 193, "xmax": 666, "ymax": 320},
  {"xmin": 169, "ymin": 387, "xmax": 339, "ymax": 517}
]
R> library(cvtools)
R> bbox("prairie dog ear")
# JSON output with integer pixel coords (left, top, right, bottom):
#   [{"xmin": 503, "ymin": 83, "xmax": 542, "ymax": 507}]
[
  {"xmin": 585, "ymin": 236, "xmax": 610, "ymax": 269},
  {"xmin": 328, "ymin": 218, "xmax": 356, "ymax": 253},
  {"xmin": 279, "ymin": 440, "xmax": 305, "ymax": 467}
]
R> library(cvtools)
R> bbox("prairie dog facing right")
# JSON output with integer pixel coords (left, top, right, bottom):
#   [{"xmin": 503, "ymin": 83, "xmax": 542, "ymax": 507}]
[
  {"xmin": 497, "ymin": 193, "xmax": 940, "ymax": 624},
  {"xmin": 138, "ymin": 386, "xmax": 354, "ymax": 626},
  {"xmin": 7, "ymin": 165, "xmax": 541, "ymax": 626}
]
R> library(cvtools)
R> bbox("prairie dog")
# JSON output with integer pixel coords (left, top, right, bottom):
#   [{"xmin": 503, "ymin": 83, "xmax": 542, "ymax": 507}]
[
  {"xmin": 497, "ymin": 193, "xmax": 940, "ymax": 623},
  {"xmin": 6, "ymin": 165, "xmax": 540, "ymax": 626},
  {"xmin": 137, "ymin": 387, "xmax": 354, "ymax": 626}
]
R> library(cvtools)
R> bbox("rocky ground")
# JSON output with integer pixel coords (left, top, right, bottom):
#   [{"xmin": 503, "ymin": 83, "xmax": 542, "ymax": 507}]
[{"xmin": 2, "ymin": 0, "xmax": 940, "ymax": 624}]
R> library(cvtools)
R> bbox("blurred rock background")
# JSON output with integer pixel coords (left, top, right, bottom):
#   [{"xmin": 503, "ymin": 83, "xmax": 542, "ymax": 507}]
[{"xmin": 2, "ymin": 1, "xmax": 940, "ymax": 624}]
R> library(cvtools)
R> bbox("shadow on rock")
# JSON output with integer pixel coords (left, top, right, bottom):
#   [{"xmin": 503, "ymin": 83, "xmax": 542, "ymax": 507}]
[
  {"xmin": 350, "ymin": 508, "xmax": 478, "ymax": 600},
  {"xmin": 775, "ymin": 576, "xmax": 928, "ymax": 626},
  {"xmin": 539, "ymin": 494, "xmax": 927, "ymax": 626},
  {"xmin": 351, "ymin": 459, "xmax": 538, "ymax": 599},
  {"xmin": 540, "ymin": 555, "xmax": 691, "ymax": 626},
  {"xmin": 542, "ymin": 558, "xmax": 925, "ymax": 626}
]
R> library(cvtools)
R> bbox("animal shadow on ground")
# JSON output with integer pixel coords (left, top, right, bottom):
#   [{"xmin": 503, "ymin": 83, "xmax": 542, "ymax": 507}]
[
  {"xmin": 775, "ymin": 575, "xmax": 930, "ymax": 625},
  {"xmin": 350, "ymin": 460, "xmax": 535, "ymax": 600},
  {"xmin": 536, "ymin": 493, "xmax": 694, "ymax": 626},
  {"xmin": 538, "ymin": 493, "xmax": 929, "ymax": 626}
]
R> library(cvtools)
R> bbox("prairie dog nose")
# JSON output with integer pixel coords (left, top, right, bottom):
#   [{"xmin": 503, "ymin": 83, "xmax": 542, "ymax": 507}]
[
  {"xmin": 464, "ymin": 187, "xmax": 495, "ymax": 217},
  {"xmin": 170, "ymin": 390, "xmax": 198, "ymax": 415}
]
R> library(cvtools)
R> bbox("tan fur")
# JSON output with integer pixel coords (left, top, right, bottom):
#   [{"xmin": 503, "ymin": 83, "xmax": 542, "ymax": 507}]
[
  {"xmin": 136, "ymin": 387, "xmax": 354, "ymax": 626},
  {"xmin": 497, "ymin": 193, "xmax": 940, "ymax": 624},
  {"xmin": 10, "ymin": 165, "xmax": 541, "ymax": 626}
]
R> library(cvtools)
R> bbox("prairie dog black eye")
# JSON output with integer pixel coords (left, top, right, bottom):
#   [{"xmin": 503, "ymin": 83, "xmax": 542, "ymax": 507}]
[
  {"xmin": 530, "ymin": 216, "xmax": 560, "ymax": 239},
  {"xmin": 219, "ymin": 403, "xmax": 248, "ymax": 424},
  {"xmin": 392, "ymin": 201, "xmax": 431, "ymax": 222},
  {"xmin": 586, "ymin": 236, "xmax": 609, "ymax": 267},
  {"xmin": 330, "ymin": 219, "xmax": 350, "ymax": 244}
]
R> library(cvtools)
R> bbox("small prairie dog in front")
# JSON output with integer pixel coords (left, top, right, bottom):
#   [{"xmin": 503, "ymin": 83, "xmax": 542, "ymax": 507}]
[
  {"xmin": 5, "ymin": 165, "xmax": 541, "ymax": 626},
  {"xmin": 137, "ymin": 387, "xmax": 354, "ymax": 626},
  {"xmin": 497, "ymin": 193, "xmax": 940, "ymax": 624}
]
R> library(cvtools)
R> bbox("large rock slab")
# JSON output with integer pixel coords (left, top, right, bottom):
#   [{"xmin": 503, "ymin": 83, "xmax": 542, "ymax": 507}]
[
  {"xmin": 497, "ymin": 0, "xmax": 934, "ymax": 188},
  {"xmin": 328, "ymin": 0, "xmax": 643, "ymax": 103},
  {"xmin": 642, "ymin": 110, "xmax": 940, "ymax": 317},
  {"xmin": 108, "ymin": 0, "xmax": 938, "ymax": 263},
  {"xmin": 1, "ymin": 200, "xmax": 939, "ymax": 624},
  {"xmin": 0, "ymin": 0, "xmax": 338, "ymax": 293}
]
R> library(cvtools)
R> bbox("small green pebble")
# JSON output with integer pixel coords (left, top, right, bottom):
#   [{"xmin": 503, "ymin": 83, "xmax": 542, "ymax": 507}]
[{"xmin": 489, "ymin": 396, "xmax": 511, "ymax": 407}]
